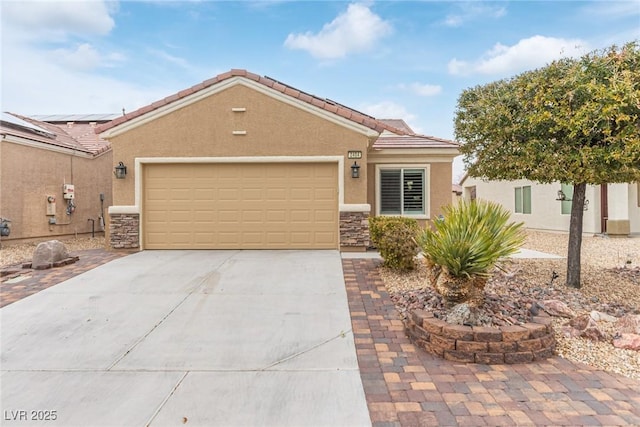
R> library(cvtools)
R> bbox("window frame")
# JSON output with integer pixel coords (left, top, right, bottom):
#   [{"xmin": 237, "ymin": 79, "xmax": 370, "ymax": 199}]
[
  {"xmin": 376, "ymin": 164, "xmax": 430, "ymax": 219},
  {"xmin": 514, "ymin": 185, "xmax": 532, "ymax": 214},
  {"xmin": 560, "ymin": 183, "xmax": 573, "ymax": 215}
]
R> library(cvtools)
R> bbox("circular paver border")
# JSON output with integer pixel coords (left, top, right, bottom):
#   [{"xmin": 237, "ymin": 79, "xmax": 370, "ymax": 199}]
[{"xmin": 404, "ymin": 309, "xmax": 556, "ymax": 364}]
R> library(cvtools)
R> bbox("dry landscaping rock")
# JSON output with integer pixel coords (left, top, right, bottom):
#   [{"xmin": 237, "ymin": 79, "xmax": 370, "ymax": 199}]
[
  {"xmin": 32, "ymin": 240, "xmax": 69, "ymax": 269},
  {"xmin": 614, "ymin": 333, "xmax": 640, "ymax": 351},
  {"xmin": 381, "ymin": 230, "xmax": 640, "ymax": 379}
]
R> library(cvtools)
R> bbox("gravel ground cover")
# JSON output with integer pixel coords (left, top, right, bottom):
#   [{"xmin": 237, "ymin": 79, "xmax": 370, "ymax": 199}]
[
  {"xmin": 381, "ymin": 230, "xmax": 640, "ymax": 380},
  {"xmin": 0, "ymin": 237, "xmax": 106, "ymax": 268}
]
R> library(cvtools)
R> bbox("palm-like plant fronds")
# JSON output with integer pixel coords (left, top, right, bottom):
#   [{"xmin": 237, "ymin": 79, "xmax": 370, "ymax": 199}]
[{"xmin": 417, "ymin": 200, "xmax": 525, "ymax": 279}]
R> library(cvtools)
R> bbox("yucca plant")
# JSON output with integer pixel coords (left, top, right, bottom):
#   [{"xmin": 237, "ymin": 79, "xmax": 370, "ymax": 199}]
[{"xmin": 417, "ymin": 199, "xmax": 525, "ymax": 307}]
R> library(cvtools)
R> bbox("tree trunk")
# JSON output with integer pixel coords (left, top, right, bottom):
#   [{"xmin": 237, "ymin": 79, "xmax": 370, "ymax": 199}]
[{"xmin": 566, "ymin": 183, "xmax": 586, "ymax": 288}]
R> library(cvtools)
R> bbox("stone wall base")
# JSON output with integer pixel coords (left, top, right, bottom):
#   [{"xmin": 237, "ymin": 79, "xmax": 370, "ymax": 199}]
[
  {"xmin": 340, "ymin": 211, "xmax": 369, "ymax": 250},
  {"xmin": 109, "ymin": 213, "xmax": 140, "ymax": 250}
]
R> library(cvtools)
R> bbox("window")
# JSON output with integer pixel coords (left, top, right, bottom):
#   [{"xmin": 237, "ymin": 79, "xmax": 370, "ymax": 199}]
[
  {"xmin": 465, "ymin": 186, "xmax": 477, "ymax": 201},
  {"xmin": 561, "ymin": 183, "xmax": 573, "ymax": 215},
  {"xmin": 515, "ymin": 185, "xmax": 531, "ymax": 214},
  {"xmin": 379, "ymin": 168, "xmax": 427, "ymax": 216}
]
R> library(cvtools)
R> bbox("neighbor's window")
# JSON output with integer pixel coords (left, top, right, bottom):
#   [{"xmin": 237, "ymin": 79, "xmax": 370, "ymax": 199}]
[
  {"xmin": 561, "ymin": 183, "xmax": 573, "ymax": 215},
  {"xmin": 515, "ymin": 185, "xmax": 531, "ymax": 214},
  {"xmin": 380, "ymin": 168, "xmax": 426, "ymax": 216}
]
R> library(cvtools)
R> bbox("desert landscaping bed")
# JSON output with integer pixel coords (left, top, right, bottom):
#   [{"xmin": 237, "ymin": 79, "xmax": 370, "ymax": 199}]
[
  {"xmin": 0, "ymin": 237, "xmax": 106, "ymax": 269},
  {"xmin": 382, "ymin": 230, "xmax": 640, "ymax": 379}
]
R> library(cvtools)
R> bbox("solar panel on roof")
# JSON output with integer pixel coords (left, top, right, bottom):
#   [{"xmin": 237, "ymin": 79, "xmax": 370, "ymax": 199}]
[{"xmin": 1, "ymin": 112, "xmax": 57, "ymax": 138}]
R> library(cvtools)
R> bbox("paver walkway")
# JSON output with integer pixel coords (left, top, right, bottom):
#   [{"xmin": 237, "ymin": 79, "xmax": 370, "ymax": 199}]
[
  {"xmin": 343, "ymin": 258, "xmax": 640, "ymax": 427},
  {"xmin": 0, "ymin": 249, "xmax": 127, "ymax": 308},
  {"xmin": 2, "ymin": 250, "xmax": 640, "ymax": 426}
]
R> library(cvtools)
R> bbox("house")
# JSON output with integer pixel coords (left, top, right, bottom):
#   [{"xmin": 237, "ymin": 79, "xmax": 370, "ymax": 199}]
[
  {"xmin": 0, "ymin": 113, "xmax": 115, "ymax": 243},
  {"xmin": 460, "ymin": 174, "xmax": 640, "ymax": 236},
  {"xmin": 96, "ymin": 70, "xmax": 459, "ymax": 251}
]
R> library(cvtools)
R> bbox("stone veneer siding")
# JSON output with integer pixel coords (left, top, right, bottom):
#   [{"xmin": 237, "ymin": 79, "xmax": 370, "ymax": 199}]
[
  {"xmin": 340, "ymin": 211, "xmax": 370, "ymax": 249},
  {"xmin": 405, "ymin": 309, "xmax": 556, "ymax": 364},
  {"xmin": 109, "ymin": 213, "xmax": 140, "ymax": 249}
]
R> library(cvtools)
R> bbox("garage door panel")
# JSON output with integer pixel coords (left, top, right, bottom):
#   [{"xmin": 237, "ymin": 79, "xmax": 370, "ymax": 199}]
[{"xmin": 143, "ymin": 163, "xmax": 338, "ymax": 249}]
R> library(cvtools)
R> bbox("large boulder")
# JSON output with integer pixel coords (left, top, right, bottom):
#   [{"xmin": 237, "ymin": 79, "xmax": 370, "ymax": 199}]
[{"xmin": 32, "ymin": 240, "xmax": 69, "ymax": 269}]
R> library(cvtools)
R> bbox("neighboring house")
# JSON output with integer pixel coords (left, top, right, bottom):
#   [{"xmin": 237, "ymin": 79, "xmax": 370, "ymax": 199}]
[
  {"xmin": 96, "ymin": 69, "xmax": 459, "ymax": 251},
  {"xmin": 452, "ymin": 184, "xmax": 463, "ymax": 204},
  {"xmin": 0, "ymin": 113, "xmax": 115, "ymax": 243},
  {"xmin": 460, "ymin": 174, "xmax": 640, "ymax": 236}
]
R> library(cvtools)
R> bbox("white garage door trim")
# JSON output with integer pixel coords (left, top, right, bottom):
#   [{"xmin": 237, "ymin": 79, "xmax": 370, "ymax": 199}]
[{"xmin": 137, "ymin": 156, "xmax": 344, "ymax": 250}]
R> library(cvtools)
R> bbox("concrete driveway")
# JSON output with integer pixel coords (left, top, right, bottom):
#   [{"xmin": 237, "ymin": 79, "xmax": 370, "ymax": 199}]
[{"xmin": 1, "ymin": 250, "xmax": 370, "ymax": 426}]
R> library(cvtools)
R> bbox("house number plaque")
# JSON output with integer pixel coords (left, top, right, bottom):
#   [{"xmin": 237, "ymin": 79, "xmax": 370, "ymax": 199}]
[{"xmin": 348, "ymin": 151, "xmax": 362, "ymax": 159}]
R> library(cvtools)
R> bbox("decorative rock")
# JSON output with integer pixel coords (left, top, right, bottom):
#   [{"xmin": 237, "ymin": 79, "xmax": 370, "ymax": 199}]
[
  {"xmin": 615, "ymin": 314, "xmax": 640, "ymax": 335},
  {"xmin": 539, "ymin": 299, "xmax": 575, "ymax": 318},
  {"xmin": 32, "ymin": 240, "xmax": 69, "ymax": 269},
  {"xmin": 445, "ymin": 303, "xmax": 490, "ymax": 326},
  {"xmin": 590, "ymin": 310, "xmax": 618, "ymax": 323},
  {"xmin": 613, "ymin": 333, "xmax": 640, "ymax": 351},
  {"xmin": 567, "ymin": 314, "xmax": 607, "ymax": 342}
]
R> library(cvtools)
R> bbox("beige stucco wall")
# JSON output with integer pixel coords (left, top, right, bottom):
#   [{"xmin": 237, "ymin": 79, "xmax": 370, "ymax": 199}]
[
  {"xmin": 461, "ymin": 176, "xmax": 607, "ymax": 233},
  {"xmin": 366, "ymin": 158, "xmax": 455, "ymax": 228},
  {"xmin": 108, "ymin": 84, "xmax": 372, "ymax": 207},
  {"xmin": 0, "ymin": 140, "xmax": 113, "ymax": 243}
]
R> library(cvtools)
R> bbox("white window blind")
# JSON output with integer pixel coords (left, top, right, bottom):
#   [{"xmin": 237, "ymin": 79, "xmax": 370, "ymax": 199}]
[{"xmin": 380, "ymin": 168, "xmax": 425, "ymax": 216}]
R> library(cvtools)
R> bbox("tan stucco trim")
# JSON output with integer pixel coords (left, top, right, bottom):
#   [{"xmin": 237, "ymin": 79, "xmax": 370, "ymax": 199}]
[
  {"xmin": 100, "ymin": 77, "xmax": 379, "ymax": 140},
  {"xmin": 375, "ymin": 163, "xmax": 431, "ymax": 220},
  {"xmin": 368, "ymin": 152, "xmax": 458, "ymax": 164},
  {"xmin": 370, "ymin": 148, "xmax": 459, "ymax": 157},
  {"xmin": 2, "ymin": 134, "xmax": 99, "ymax": 159},
  {"xmin": 108, "ymin": 205, "xmax": 139, "ymax": 214},
  {"xmin": 339, "ymin": 203, "xmax": 371, "ymax": 212}
]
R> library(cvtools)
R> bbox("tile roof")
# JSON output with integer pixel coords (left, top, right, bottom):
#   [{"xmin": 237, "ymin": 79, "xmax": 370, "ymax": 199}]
[
  {"xmin": 372, "ymin": 131, "xmax": 459, "ymax": 149},
  {"xmin": 31, "ymin": 114, "xmax": 120, "ymax": 123},
  {"xmin": 95, "ymin": 69, "xmax": 412, "ymax": 136},
  {"xmin": 93, "ymin": 69, "xmax": 459, "ymax": 151},
  {"xmin": 1, "ymin": 113, "xmax": 111, "ymax": 155},
  {"xmin": 378, "ymin": 119, "xmax": 415, "ymax": 134}
]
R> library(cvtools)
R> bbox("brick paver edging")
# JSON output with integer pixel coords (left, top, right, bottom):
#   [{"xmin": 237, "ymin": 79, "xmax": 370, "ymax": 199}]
[
  {"xmin": 343, "ymin": 258, "xmax": 640, "ymax": 427},
  {"xmin": 405, "ymin": 308, "xmax": 556, "ymax": 364}
]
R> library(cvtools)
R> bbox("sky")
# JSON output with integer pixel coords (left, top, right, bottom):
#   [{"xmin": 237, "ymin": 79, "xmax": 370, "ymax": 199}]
[{"xmin": 1, "ymin": 0, "xmax": 639, "ymax": 181}]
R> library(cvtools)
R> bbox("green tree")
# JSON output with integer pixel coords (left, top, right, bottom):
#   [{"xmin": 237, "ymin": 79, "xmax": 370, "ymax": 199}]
[{"xmin": 455, "ymin": 42, "xmax": 640, "ymax": 288}]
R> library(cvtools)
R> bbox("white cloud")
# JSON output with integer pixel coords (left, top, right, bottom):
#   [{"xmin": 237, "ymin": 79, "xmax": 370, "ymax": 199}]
[
  {"xmin": 284, "ymin": 3, "xmax": 392, "ymax": 59},
  {"xmin": 2, "ymin": 0, "xmax": 116, "ymax": 42},
  {"xmin": 148, "ymin": 49, "xmax": 193, "ymax": 70},
  {"xmin": 398, "ymin": 83, "xmax": 442, "ymax": 97},
  {"xmin": 2, "ymin": 40, "xmax": 167, "ymax": 115},
  {"xmin": 448, "ymin": 35, "xmax": 589, "ymax": 76},
  {"xmin": 581, "ymin": 1, "xmax": 640, "ymax": 19},
  {"xmin": 50, "ymin": 43, "xmax": 115, "ymax": 71},
  {"xmin": 443, "ymin": 2, "xmax": 506, "ymax": 28},
  {"xmin": 0, "ymin": 1, "xmax": 166, "ymax": 115},
  {"xmin": 359, "ymin": 101, "xmax": 422, "ymax": 132}
]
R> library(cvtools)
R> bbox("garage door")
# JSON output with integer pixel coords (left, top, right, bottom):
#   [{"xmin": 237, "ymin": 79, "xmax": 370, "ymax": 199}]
[{"xmin": 143, "ymin": 163, "xmax": 338, "ymax": 249}]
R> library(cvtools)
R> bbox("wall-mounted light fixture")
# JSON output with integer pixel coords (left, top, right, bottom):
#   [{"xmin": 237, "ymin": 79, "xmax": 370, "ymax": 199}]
[
  {"xmin": 114, "ymin": 161, "xmax": 127, "ymax": 179},
  {"xmin": 351, "ymin": 161, "xmax": 360, "ymax": 179}
]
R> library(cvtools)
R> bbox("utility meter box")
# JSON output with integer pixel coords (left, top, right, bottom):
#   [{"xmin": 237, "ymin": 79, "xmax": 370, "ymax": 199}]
[
  {"xmin": 63, "ymin": 184, "xmax": 75, "ymax": 200},
  {"xmin": 46, "ymin": 195, "xmax": 56, "ymax": 215}
]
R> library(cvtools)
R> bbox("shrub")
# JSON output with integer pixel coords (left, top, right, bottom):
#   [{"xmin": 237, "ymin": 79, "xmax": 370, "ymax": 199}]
[
  {"xmin": 417, "ymin": 199, "xmax": 525, "ymax": 279},
  {"xmin": 369, "ymin": 216, "xmax": 420, "ymax": 271}
]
